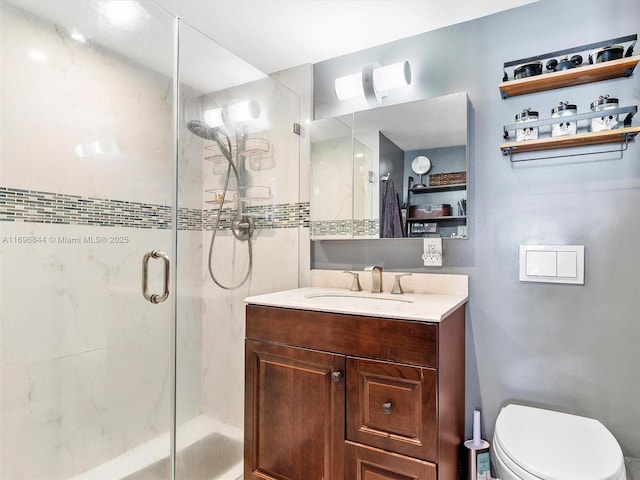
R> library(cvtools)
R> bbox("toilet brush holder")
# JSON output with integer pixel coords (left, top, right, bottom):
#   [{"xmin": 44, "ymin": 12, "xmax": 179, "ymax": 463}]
[
  {"xmin": 464, "ymin": 439, "xmax": 491, "ymax": 480},
  {"xmin": 465, "ymin": 409, "xmax": 491, "ymax": 480}
]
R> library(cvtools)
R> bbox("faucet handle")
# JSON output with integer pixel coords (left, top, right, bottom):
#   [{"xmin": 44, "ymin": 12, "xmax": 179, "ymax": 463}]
[
  {"xmin": 391, "ymin": 273, "xmax": 412, "ymax": 295},
  {"xmin": 343, "ymin": 271, "xmax": 362, "ymax": 292}
]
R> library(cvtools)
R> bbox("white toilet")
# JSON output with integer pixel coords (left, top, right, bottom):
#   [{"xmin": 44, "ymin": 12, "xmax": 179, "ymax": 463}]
[{"xmin": 493, "ymin": 404, "xmax": 626, "ymax": 480}]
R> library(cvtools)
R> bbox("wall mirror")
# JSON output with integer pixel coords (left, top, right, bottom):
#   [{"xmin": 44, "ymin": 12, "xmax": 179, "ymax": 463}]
[{"xmin": 310, "ymin": 92, "xmax": 470, "ymax": 240}]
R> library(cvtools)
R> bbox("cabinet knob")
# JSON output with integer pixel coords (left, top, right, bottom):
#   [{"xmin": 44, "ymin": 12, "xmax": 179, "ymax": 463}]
[
  {"xmin": 382, "ymin": 402, "xmax": 393, "ymax": 414},
  {"xmin": 331, "ymin": 371, "xmax": 343, "ymax": 383}
]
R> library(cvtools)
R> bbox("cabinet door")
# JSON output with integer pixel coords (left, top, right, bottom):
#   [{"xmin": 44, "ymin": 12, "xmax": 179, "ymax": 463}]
[
  {"xmin": 345, "ymin": 441, "xmax": 436, "ymax": 480},
  {"xmin": 347, "ymin": 358, "xmax": 437, "ymax": 461},
  {"xmin": 245, "ymin": 340, "xmax": 346, "ymax": 480}
]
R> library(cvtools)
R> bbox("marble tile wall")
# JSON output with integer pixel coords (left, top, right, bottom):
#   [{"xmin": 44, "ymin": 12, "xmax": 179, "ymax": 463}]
[
  {"xmin": 0, "ymin": 4, "xmax": 180, "ymax": 478},
  {"xmin": 197, "ymin": 76, "xmax": 303, "ymax": 428},
  {"xmin": 1, "ymin": 5, "xmax": 307, "ymax": 479}
]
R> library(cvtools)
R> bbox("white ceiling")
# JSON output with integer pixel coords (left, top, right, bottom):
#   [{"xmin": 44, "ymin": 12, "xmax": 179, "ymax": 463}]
[
  {"xmin": 154, "ymin": 0, "xmax": 538, "ymax": 74},
  {"xmin": 8, "ymin": 0, "xmax": 537, "ymax": 93}
]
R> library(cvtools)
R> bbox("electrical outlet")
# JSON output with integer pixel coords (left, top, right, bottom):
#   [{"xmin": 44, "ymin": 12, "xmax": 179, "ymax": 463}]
[{"xmin": 422, "ymin": 238, "xmax": 443, "ymax": 266}]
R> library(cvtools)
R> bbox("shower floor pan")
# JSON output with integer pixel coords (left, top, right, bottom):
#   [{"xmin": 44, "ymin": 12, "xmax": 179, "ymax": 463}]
[
  {"xmin": 123, "ymin": 432, "xmax": 242, "ymax": 480},
  {"xmin": 70, "ymin": 416, "xmax": 243, "ymax": 480}
]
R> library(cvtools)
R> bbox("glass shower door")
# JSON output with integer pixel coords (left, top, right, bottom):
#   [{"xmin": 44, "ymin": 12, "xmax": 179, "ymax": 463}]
[
  {"xmin": 175, "ymin": 19, "xmax": 302, "ymax": 480},
  {"xmin": 0, "ymin": 1, "xmax": 177, "ymax": 478}
]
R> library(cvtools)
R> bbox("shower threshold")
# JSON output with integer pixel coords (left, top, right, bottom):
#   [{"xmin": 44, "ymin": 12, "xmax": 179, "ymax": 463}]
[{"xmin": 69, "ymin": 416, "xmax": 243, "ymax": 480}]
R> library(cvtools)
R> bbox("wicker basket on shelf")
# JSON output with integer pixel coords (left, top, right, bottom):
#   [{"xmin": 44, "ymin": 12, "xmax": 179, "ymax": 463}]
[{"xmin": 428, "ymin": 171, "xmax": 466, "ymax": 186}]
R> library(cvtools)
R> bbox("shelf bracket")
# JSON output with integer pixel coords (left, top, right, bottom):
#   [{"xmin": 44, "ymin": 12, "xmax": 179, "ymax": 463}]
[{"xmin": 506, "ymin": 134, "xmax": 633, "ymax": 163}]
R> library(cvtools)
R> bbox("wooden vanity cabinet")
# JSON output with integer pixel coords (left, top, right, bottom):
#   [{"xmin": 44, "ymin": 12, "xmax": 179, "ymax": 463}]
[
  {"xmin": 244, "ymin": 339, "xmax": 345, "ymax": 480},
  {"xmin": 245, "ymin": 304, "xmax": 465, "ymax": 480}
]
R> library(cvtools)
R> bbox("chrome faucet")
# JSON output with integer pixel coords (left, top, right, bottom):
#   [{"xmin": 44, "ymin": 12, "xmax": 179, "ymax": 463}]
[{"xmin": 364, "ymin": 265, "xmax": 383, "ymax": 293}]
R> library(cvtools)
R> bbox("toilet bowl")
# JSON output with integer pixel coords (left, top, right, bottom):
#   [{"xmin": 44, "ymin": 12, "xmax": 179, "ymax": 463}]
[{"xmin": 493, "ymin": 404, "xmax": 626, "ymax": 480}]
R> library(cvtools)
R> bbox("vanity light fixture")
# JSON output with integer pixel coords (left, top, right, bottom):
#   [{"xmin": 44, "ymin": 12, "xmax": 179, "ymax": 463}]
[
  {"xmin": 334, "ymin": 60, "xmax": 411, "ymax": 106},
  {"xmin": 204, "ymin": 100, "xmax": 261, "ymax": 129}
]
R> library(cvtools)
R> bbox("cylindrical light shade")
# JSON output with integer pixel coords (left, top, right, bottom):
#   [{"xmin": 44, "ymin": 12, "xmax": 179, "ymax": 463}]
[
  {"xmin": 204, "ymin": 107, "xmax": 224, "ymax": 128},
  {"xmin": 373, "ymin": 61, "xmax": 411, "ymax": 93},
  {"xmin": 227, "ymin": 99, "xmax": 260, "ymax": 124},
  {"xmin": 334, "ymin": 71, "xmax": 364, "ymax": 100}
]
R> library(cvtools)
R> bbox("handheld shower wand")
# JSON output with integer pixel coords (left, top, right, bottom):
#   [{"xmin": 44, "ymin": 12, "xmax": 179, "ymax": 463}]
[{"xmin": 187, "ymin": 120, "xmax": 254, "ymax": 290}]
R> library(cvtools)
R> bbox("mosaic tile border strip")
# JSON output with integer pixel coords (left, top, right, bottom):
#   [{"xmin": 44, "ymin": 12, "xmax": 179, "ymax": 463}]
[
  {"xmin": 310, "ymin": 219, "xmax": 379, "ymax": 237},
  {"xmin": 202, "ymin": 202, "xmax": 310, "ymax": 231},
  {"xmin": 0, "ymin": 187, "xmax": 309, "ymax": 231}
]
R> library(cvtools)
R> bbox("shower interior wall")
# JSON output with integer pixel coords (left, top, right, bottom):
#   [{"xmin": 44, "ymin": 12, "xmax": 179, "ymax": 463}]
[
  {"xmin": 0, "ymin": 3, "xmax": 307, "ymax": 478},
  {"xmin": 196, "ymin": 75, "xmax": 304, "ymax": 427}
]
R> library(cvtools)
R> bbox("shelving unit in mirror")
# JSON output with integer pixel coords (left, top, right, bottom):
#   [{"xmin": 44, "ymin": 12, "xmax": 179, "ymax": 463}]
[{"xmin": 405, "ymin": 175, "xmax": 467, "ymax": 239}]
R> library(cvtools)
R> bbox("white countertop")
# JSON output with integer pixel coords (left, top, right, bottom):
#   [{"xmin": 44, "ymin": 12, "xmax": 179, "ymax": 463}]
[{"xmin": 245, "ymin": 286, "xmax": 468, "ymax": 323}]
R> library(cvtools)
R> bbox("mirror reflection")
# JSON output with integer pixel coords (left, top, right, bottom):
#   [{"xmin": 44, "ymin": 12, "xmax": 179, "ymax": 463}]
[{"xmin": 310, "ymin": 92, "xmax": 469, "ymax": 240}]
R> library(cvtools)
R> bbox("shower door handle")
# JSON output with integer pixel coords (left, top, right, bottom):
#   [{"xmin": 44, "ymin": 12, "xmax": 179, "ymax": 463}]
[{"xmin": 142, "ymin": 249, "xmax": 170, "ymax": 304}]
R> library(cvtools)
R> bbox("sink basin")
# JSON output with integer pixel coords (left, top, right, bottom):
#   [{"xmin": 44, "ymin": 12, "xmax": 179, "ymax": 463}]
[{"xmin": 304, "ymin": 292, "xmax": 413, "ymax": 304}]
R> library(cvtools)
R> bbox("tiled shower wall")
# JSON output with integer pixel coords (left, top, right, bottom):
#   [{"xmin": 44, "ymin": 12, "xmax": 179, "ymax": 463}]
[
  {"xmin": 0, "ymin": 4, "xmax": 306, "ymax": 479},
  {"xmin": 0, "ymin": 5, "xmax": 180, "ymax": 478}
]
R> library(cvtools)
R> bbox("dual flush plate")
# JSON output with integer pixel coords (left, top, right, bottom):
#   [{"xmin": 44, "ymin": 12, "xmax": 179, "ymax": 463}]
[{"xmin": 519, "ymin": 245, "xmax": 584, "ymax": 285}]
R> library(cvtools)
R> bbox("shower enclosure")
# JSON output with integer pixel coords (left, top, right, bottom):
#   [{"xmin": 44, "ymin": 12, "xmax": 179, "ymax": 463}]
[{"xmin": 0, "ymin": 1, "xmax": 302, "ymax": 478}]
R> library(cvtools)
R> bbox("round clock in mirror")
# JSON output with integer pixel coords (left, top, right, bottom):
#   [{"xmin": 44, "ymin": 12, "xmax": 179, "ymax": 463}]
[{"xmin": 411, "ymin": 155, "xmax": 432, "ymax": 187}]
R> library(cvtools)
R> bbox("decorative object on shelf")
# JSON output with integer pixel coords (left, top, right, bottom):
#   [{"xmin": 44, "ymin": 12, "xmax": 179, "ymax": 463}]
[
  {"xmin": 546, "ymin": 54, "xmax": 583, "ymax": 72},
  {"xmin": 516, "ymin": 108, "xmax": 539, "ymax": 141},
  {"xmin": 409, "ymin": 204, "xmax": 451, "ymax": 219},
  {"xmin": 590, "ymin": 95, "xmax": 619, "ymax": 132},
  {"xmin": 457, "ymin": 199, "xmax": 467, "ymax": 217},
  {"xmin": 514, "ymin": 61, "xmax": 542, "ymax": 79},
  {"xmin": 411, "ymin": 222, "xmax": 437, "ymax": 234},
  {"xmin": 500, "ymin": 106, "xmax": 638, "ymax": 161},
  {"xmin": 428, "ymin": 171, "xmax": 466, "ymax": 186},
  {"xmin": 499, "ymin": 34, "xmax": 638, "ymax": 98},
  {"xmin": 589, "ymin": 44, "xmax": 624, "ymax": 64},
  {"xmin": 551, "ymin": 101, "xmax": 578, "ymax": 137},
  {"xmin": 410, "ymin": 155, "xmax": 432, "ymax": 187}
]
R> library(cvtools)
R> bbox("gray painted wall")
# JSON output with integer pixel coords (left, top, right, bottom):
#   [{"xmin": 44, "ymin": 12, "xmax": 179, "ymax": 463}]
[{"xmin": 311, "ymin": 0, "xmax": 640, "ymax": 456}]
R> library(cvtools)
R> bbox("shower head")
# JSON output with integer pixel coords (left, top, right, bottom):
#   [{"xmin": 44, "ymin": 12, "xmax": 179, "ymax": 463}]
[
  {"xmin": 187, "ymin": 120, "xmax": 219, "ymax": 140},
  {"xmin": 187, "ymin": 120, "xmax": 232, "ymax": 161}
]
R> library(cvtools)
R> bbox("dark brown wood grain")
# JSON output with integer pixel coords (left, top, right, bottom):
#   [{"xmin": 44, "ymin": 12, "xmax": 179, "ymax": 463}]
[
  {"xmin": 345, "ymin": 441, "xmax": 436, "ymax": 480},
  {"xmin": 246, "ymin": 305, "xmax": 438, "ymax": 367},
  {"xmin": 346, "ymin": 358, "xmax": 437, "ymax": 461},
  {"xmin": 245, "ymin": 303, "xmax": 466, "ymax": 480},
  {"xmin": 436, "ymin": 306, "xmax": 465, "ymax": 480},
  {"xmin": 244, "ymin": 340, "xmax": 345, "ymax": 480}
]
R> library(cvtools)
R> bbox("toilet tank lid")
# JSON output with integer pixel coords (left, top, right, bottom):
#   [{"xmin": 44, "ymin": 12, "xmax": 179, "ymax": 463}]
[{"xmin": 494, "ymin": 404, "xmax": 625, "ymax": 480}]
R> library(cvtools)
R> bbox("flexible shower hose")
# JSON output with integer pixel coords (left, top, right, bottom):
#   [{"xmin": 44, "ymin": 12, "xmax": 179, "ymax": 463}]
[{"xmin": 207, "ymin": 134, "xmax": 253, "ymax": 290}]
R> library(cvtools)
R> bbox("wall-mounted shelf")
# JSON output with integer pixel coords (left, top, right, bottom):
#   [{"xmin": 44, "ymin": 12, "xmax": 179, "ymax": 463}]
[
  {"xmin": 499, "ymin": 56, "xmax": 640, "ymax": 99},
  {"xmin": 499, "ymin": 34, "xmax": 637, "ymax": 99},
  {"xmin": 500, "ymin": 126, "xmax": 640, "ymax": 158},
  {"xmin": 407, "ymin": 216, "xmax": 466, "ymax": 223},
  {"xmin": 409, "ymin": 183, "xmax": 466, "ymax": 194},
  {"xmin": 501, "ymin": 105, "xmax": 638, "ymax": 161}
]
